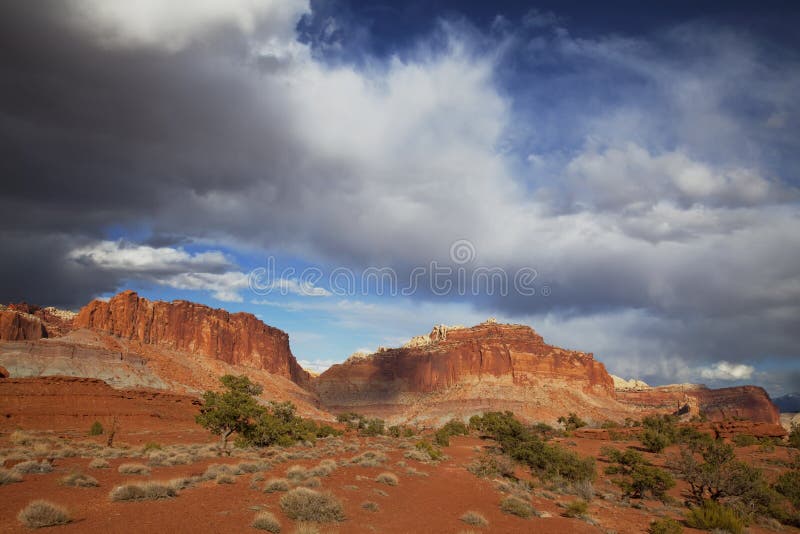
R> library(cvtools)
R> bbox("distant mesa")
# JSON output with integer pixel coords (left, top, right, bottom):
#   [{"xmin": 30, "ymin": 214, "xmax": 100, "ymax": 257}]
[{"xmin": 0, "ymin": 291, "xmax": 782, "ymax": 426}]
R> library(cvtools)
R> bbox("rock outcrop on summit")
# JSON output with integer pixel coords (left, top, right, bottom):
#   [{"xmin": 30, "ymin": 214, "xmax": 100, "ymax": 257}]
[{"xmin": 73, "ymin": 291, "xmax": 310, "ymax": 386}]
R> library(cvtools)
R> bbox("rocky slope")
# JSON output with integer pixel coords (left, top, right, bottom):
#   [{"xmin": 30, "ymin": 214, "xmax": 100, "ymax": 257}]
[
  {"xmin": 315, "ymin": 322, "xmax": 622, "ymax": 424},
  {"xmin": 74, "ymin": 291, "xmax": 309, "ymax": 386},
  {"xmin": 615, "ymin": 383, "xmax": 780, "ymax": 424}
]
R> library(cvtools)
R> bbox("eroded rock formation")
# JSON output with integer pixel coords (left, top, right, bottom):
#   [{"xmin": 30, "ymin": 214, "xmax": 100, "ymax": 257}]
[
  {"xmin": 315, "ymin": 322, "xmax": 619, "ymax": 423},
  {"xmin": 73, "ymin": 291, "xmax": 309, "ymax": 386},
  {"xmin": 615, "ymin": 384, "xmax": 780, "ymax": 424},
  {"xmin": 0, "ymin": 309, "xmax": 47, "ymax": 341}
]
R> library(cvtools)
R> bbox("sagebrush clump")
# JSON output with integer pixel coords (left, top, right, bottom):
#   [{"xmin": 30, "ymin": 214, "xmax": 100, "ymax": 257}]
[
  {"xmin": 18, "ymin": 500, "xmax": 71, "ymax": 528},
  {"xmin": 110, "ymin": 481, "xmax": 177, "ymax": 501},
  {"xmin": 252, "ymin": 511, "xmax": 281, "ymax": 532},
  {"xmin": 500, "ymin": 496, "xmax": 534, "ymax": 518},
  {"xmin": 279, "ymin": 487, "xmax": 345, "ymax": 522},
  {"xmin": 460, "ymin": 511, "xmax": 488, "ymax": 526}
]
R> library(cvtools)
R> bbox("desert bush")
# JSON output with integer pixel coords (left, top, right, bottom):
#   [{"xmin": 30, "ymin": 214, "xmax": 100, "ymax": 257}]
[
  {"xmin": 469, "ymin": 411, "xmax": 595, "ymax": 483},
  {"xmin": 361, "ymin": 501, "xmax": 380, "ymax": 512},
  {"xmin": 460, "ymin": 511, "xmax": 488, "ymax": 526},
  {"xmin": 361, "ymin": 418, "xmax": 385, "ymax": 437},
  {"xmin": 252, "ymin": 511, "xmax": 281, "ymax": 533},
  {"xmin": 10, "ymin": 430, "xmax": 34, "ymax": 445},
  {"xmin": 603, "ymin": 447, "xmax": 674, "ymax": 499},
  {"xmin": 295, "ymin": 476, "xmax": 321, "ymax": 488},
  {"xmin": 500, "ymin": 496, "xmax": 534, "ymax": 518},
  {"xmin": 789, "ymin": 424, "xmax": 800, "ymax": 449},
  {"xmin": 202, "ymin": 463, "xmax": 241, "ymax": 480},
  {"xmin": 308, "ymin": 459, "xmax": 337, "ymax": 477},
  {"xmin": 776, "ymin": 469, "xmax": 800, "ymax": 508},
  {"xmin": 350, "ymin": 450, "xmax": 388, "ymax": 467},
  {"xmin": 640, "ymin": 414, "xmax": 678, "ymax": 453},
  {"xmin": 601, "ymin": 420, "xmax": 621, "ymax": 429},
  {"xmin": 88, "ymin": 458, "xmax": 110, "ymax": 469},
  {"xmin": 564, "ymin": 499, "xmax": 589, "ymax": 518},
  {"xmin": 118, "ymin": 463, "xmax": 150, "ymax": 475},
  {"xmin": 13, "ymin": 460, "xmax": 53, "ymax": 474},
  {"xmin": 642, "ymin": 430, "xmax": 671, "ymax": 453},
  {"xmin": 414, "ymin": 440, "xmax": 443, "ymax": 462},
  {"xmin": 60, "ymin": 471, "xmax": 99, "ymax": 488},
  {"xmin": 17, "ymin": 500, "xmax": 71, "ymax": 528},
  {"xmin": 279, "ymin": 487, "xmax": 345, "ymax": 522},
  {"xmin": 142, "ymin": 442, "xmax": 162, "ymax": 453},
  {"xmin": 467, "ymin": 452, "xmax": 515, "ymax": 478},
  {"xmin": 375, "ymin": 472, "xmax": 398, "ymax": 486},
  {"xmin": 558, "ymin": 413, "xmax": 587, "ymax": 432},
  {"xmin": 216, "ymin": 473, "xmax": 235, "ymax": 484},
  {"xmin": 293, "ymin": 524, "xmax": 321, "ymax": 534},
  {"xmin": 685, "ymin": 500, "xmax": 745, "ymax": 533},
  {"xmin": 110, "ymin": 481, "xmax": 177, "ymax": 501},
  {"xmin": 264, "ymin": 478, "xmax": 290, "ymax": 493},
  {"xmin": 405, "ymin": 466, "xmax": 429, "ymax": 477},
  {"xmin": 286, "ymin": 465, "xmax": 308, "ymax": 481},
  {"xmin": 572, "ymin": 479, "xmax": 595, "ymax": 501},
  {"xmin": 669, "ymin": 439, "xmax": 777, "ymax": 519},
  {"xmin": 89, "ymin": 421, "xmax": 104, "ymax": 436},
  {"xmin": 648, "ymin": 517, "xmax": 683, "ymax": 534},
  {"xmin": 0, "ymin": 468, "xmax": 23, "ymax": 485},
  {"xmin": 731, "ymin": 434, "xmax": 758, "ymax": 447},
  {"xmin": 434, "ymin": 419, "xmax": 470, "ymax": 447}
]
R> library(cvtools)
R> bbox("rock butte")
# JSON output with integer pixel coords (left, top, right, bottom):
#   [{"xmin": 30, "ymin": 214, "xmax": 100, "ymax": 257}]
[
  {"xmin": 0, "ymin": 291, "xmax": 782, "ymax": 427},
  {"xmin": 74, "ymin": 290, "xmax": 310, "ymax": 386}
]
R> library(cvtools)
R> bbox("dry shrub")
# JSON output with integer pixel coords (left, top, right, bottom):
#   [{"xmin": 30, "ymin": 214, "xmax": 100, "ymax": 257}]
[
  {"xmin": 279, "ymin": 487, "xmax": 346, "ymax": 522},
  {"xmin": 13, "ymin": 460, "xmax": 53, "ymax": 474},
  {"xmin": 202, "ymin": 463, "xmax": 241, "ymax": 480},
  {"xmin": 293, "ymin": 524, "xmax": 320, "ymax": 534},
  {"xmin": 375, "ymin": 472, "xmax": 398, "ymax": 486},
  {"xmin": 10, "ymin": 430, "xmax": 33, "ymax": 446},
  {"xmin": 295, "ymin": 476, "xmax": 321, "ymax": 488},
  {"xmin": 18, "ymin": 500, "xmax": 71, "ymax": 528},
  {"xmin": 60, "ymin": 471, "xmax": 99, "ymax": 488},
  {"xmin": 361, "ymin": 501, "xmax": 380, "ymax": 512},
  {"xmin": 109, "ymin": 481, "xmax": 177, "ymax": 501},
  {"xmin": 405, "ymin": 466, "xmax": 429, "ymax": 477},
  {"xmin": 117, "ymin": 463, "xmax": 150, "ymax": 475},
  {"xmin": 264, "ymin": 478, "xmax": 290, "ymax": 493},
  {"xmin": 88, "ymin": 458, "xmax": 110, "ymax": 469},
  {"xmin": 286, "ymin": 465, "xmax": 308, "ymax": 481},
  {"xmin": 252, "ymin": 511, "xmax": 281, "ymax": 532},
  {"xmin": 216, "ymin": 473, "xmax": 235, "ymax": 484},
  {"xmin": 500, "ymin": 496, "xmax": 534, "ymax": 518},
  {"xmin": 0, "ymin": 468, "xmax": 23, "ymax": 485},
  {"xmin": 308, "ymin": 459, "xmax": 337, "ymax": 477},
  {"xmin": 460, "ymin": 511, "xmax": 488, "ymax": 526},
  {"xmin": 350, "ymin": 450, "xmax": 388, "ymax": 467}
]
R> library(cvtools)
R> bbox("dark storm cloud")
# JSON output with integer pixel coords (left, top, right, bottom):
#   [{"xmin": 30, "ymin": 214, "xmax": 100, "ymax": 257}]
[{"xmin": 0, "ymin": 1, "xmax": 798, "ymax": 390}]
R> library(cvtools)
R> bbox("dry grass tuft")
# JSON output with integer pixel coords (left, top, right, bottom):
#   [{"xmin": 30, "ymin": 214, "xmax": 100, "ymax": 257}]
[
  {"xmin": 286, "ymin": 465, "xmax": 308, "ymax": 481},
  {"xmin": 500, "ymin": 496, "xmax": 534, "ymax": 518},
  {"xmin": 88, "ymin": 458, "xmax": 110, "ymax": 469},
  {"xmin": 375, "ymin": 472, "xmax": 399, "ymax": 486},
  {"xmin": 109, "ymin": 481, "xmax": 177, "ymax": 501},
  {"xmin": 252, "ymin": 511, "xmax": 281, "ymax": 532},
  {"xmin": 0, "ymin": 467, "xmax": 23, "ymax": 485},
  {"xmin": 460, "ymin": 511, "xmax": 489, "ymax": 526},
  {"xmin": 18, "ymin": 500, "xmax": 71, "ymax": 528},
  {"xmin": 60, "ymin": 471, "xmax": 100, "ymax": 488},
  {"xmin": 117, "ymin": 463, "xmax": 150, "ymax": 475},
  {"xmin": 216, "ymin": 473, "xmax": 236, "ymax": 484},
  {"xmin": 264, "ymin": 478, "xmax": 290, "ymax": 493},
  {"xmin": 361, "ymin": 501, "xmax": 380, "ymax": 512},
  {"xmin": 13, "ymin": 460, "xmax": 53, "ymax": 474},
  {"xmin": 279, "ymin": 487, "xmax": 345, "ymax": 522},
  {"xmin": 350, "ymin": 450, "xmax": 388, "ymax": 467}
]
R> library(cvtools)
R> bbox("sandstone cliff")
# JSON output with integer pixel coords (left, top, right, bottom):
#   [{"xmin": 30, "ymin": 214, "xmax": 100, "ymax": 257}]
[
  {"xmin": 315, "ymin": 322, "xmax": 620, "ymax": 424},
  {"xmin": 73, "ymin": 291, "xmax": 310, "ymax": 386},
  {"xmin": 615, "ymin": 383, "xmax": 780, "ymax": 424},
  {"xmin": 0, "ymin": 309, "xmax": 47, "ymax": 341}
]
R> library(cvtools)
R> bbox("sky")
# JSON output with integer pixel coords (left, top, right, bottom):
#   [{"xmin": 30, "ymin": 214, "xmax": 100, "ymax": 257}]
[{"xmin": 1, "ymin": 1, "xmax": 799, "ymax": 394}]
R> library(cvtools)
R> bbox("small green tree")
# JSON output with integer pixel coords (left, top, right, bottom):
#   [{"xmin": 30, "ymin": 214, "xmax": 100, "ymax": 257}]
[
  {"xmin": 558, "ymin": 413, "xmax": 587, "ymax": 432},
  {"xmin": 196, "ymin": 375, "xmax": 264, "ymax": 452},
  {"xmin": 89, "ymin": 421, "xmax": 104, "ymax": 436}
]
